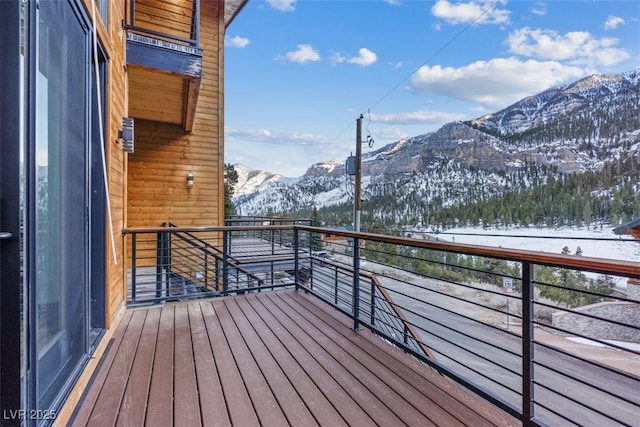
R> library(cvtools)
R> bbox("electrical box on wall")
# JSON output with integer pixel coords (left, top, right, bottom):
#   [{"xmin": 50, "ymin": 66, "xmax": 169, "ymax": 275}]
[{"xmin": 120, "ymin": 117, "xmax": 134, "ymax": 153}]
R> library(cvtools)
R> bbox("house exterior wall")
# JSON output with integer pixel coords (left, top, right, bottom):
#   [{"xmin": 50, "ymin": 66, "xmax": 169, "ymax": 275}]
[
  {"xmin": 105, "ymin": 0, "xmax": 127, "ymax": 329},
  {"xmin": 126, "ymin": 1, "xmax": 225, "ymax": 228}
]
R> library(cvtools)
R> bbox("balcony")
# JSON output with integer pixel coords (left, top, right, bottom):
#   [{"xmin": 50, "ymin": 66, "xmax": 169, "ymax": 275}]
[
  {"xmin": 125, "ymin": 0, "xmax": 202, "ymax": 131},
  {"xmin": 71, "ymin": 221, "xmax": 640, "ymax": 426}
]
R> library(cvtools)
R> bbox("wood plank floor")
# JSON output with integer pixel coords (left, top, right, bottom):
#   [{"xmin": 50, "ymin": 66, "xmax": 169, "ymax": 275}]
[{"xmin": 70, "ymin": 289, "xmax": 518, "ymax": 426}]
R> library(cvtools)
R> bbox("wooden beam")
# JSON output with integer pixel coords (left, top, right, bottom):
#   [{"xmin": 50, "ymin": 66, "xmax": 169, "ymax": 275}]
[{"xmin": 182, "ymin": 77, "xmax": 201, "ymax": 132}]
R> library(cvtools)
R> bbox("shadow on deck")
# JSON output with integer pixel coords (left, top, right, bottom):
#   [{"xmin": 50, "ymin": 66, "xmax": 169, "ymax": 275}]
[{"xmin": 70, "ymin": 289, "xmax": 517, "ymax": 426}]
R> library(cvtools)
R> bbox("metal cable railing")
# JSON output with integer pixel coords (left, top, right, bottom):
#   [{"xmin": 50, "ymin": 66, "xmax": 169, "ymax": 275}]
[
  {"xmin": 123, "ymin": 222, "xmax": 640, "ymax": 426},
  {"xmin": 296, "ymin": 225, "xmax": 640, "ymax": 427}
]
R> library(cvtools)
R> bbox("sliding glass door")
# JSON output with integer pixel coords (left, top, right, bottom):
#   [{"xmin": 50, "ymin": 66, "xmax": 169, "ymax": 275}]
[
  {"xmin": 34, "ymin": 0, "xmax": 89, "ymax": 408},
  {"xmin": 1, "ymin": 0, "xmax": 106, "ymax": 417}
]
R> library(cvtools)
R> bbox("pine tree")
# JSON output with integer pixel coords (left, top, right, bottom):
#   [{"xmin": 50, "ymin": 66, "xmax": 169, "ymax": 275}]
[
  {"xmin": 224, "ymin": 163, "xmax": 239, "ymax": 218},
  {"xmin": 310, "ymin": 207, "xmax": 323, "ymax": 252}
]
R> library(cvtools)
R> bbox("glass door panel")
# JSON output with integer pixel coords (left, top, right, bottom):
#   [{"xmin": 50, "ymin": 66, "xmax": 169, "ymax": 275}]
[{"xmin": 35, "ymin": 0, "xmax": 88, "ymax": 408}]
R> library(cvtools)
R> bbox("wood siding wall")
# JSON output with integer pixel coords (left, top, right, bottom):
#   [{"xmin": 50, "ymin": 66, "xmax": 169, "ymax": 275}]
[
  {"xmin": 131, "ymin": 0, "xmax": 197, "ymax": 41},
  {"xmin": 107, "ymin": 0, "xmax": 127, "ymax": 325},
  {"xmin": 127, "ymin": 1, "xmax": 224, "ymax": 229}
]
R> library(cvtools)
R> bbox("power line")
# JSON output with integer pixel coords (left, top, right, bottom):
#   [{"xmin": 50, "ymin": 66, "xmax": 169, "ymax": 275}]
[
  {"xmin": 367, "ymin": 1, "xmax": 499, "ymax": 112},
  {"xmin": 333, "ymin": 1, "xmax": 500, "ymax": 141}
]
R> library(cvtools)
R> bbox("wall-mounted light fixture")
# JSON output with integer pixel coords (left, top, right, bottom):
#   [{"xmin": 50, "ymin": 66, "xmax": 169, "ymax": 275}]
[
  {"xmin": 119, "ymin": 117, "xmax": 134, "ymax": 153},
  {"xmin": 187, "ymin": 169, "xmax": 195, "ymax": 187}
]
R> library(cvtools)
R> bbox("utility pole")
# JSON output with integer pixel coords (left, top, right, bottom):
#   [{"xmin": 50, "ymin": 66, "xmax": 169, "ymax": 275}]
[{"xmin": 354, "ymin": 114, "xmax": 363, "ymax": 232}]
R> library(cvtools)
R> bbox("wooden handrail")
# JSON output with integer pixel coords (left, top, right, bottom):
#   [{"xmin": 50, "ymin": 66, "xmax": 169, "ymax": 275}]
[
  {"xmin": 123, "ymin": 224, "xmax": 640, "ymax": 279},
  {"xmin": 296, "ymin": 225, "xmax": 640, "ymax": 279}
]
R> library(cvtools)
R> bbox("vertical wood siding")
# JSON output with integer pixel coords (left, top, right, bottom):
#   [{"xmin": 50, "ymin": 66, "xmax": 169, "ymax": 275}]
[{"xmin": 126, "ymin": 1, "xmax": 223, "ymax": 229}]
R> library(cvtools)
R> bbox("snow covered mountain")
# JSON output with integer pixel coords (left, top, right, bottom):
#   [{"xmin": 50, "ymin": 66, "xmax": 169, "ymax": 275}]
[
  {"xmin": 471, "ymin": 70, "xmax": 640, "ymax": 135},
  {"xmin": 233, "ymin": 69, "xmax": 640, "ymax": 221},
  {"xmin": 233, "ymin": 164, "xmax": 298, "ymax": 198}
]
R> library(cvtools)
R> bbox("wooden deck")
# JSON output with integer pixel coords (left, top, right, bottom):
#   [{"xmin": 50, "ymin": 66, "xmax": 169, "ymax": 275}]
[{"xmin": 70, "ymin": 289, "xmax": 517, "ymax": 426}]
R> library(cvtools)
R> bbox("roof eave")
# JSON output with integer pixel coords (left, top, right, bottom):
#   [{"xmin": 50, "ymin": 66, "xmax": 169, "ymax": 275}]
[
  {"xmin": 225, "ymin": 0, "xmax": 249, "ymax": 28},
  {"xmin": 613, "ymin": 218, "xmax": 640, "ymax": 235}
]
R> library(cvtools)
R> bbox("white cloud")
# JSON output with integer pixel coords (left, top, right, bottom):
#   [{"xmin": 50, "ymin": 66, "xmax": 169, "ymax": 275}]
[
  {"xmin": 283, "ymin": 44, "xmax": 321, "ymax": 63},
  {"xmin": 383, "ymin": 0, "xmax": 402, "ymax": 5},
  {"xmin": 225, "ymin": 128, "xmax": 338, "ymax": 176},
  {"xmin": 226, "ymin": 128, "xmax": 328, "ymax": 146},
  {"xmin": 347, "ymin": 48, "xmax": 378, "ymax": 66},
  {"xmin": 410, "ymin": 57, "xmax": 585, "ymax": 110},
  {"xmin": 329, "ymin": 52, "xmax": 346, "ymax": 65},
  {"xmin": 330, "ymin": 48, "xmax": 378, "ymax": 66},
  {"xmin": 371, "ymin": 110, "xmax": 466, "ymax": 125},
  {"xmin": 530, "ymin": 2, "xmax": 546, "ymax": 16},
  {"xmin": 225, "ymin": 35, "xmax": 250, "ymax": 48},
  {"xmin": 267, "ymin": 0, "xmax": 296, "ymax": 12},
  {"xmin": 431, "ymin": 0, "xmax": 510, "ymax": 26},
  {"xmin": 506, "ymin": 27, "xmax": 630, "ymax": 67},
  {"xmin": 226, "ymin": 128, "xmax": 273, "ymax": 141},
  {"xmin": 604, "ymin": 15, "xmax": 625, "ymax": 30}
]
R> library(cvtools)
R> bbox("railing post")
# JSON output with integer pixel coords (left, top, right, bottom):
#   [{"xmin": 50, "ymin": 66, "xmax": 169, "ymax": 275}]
[
  {"xmin": 522, "ymin": 261, "xmax": 535, "ymax": 425},
  {"xmin": 129, "ymin": 0, "xmax": 136, "ymax": 26},
  {"xmin": 294, "ymin": 228, "xmax": 300, "ymax": 291},
  {"xmin": 131, "ymin": 232, "xmax": 137, "ymax": 303},
  {"xmin": 308, "ymin": 231, "xmax": 314, "ymax": 291},
  {"xmin": 352, "ymin": 236, "xmax": 361, "ymax": 330},
  {"xmin": 215, "ymin": 258, "xmax": 220, "ymax": 292},
  {"xmin": 156, "ymin": 231, "xmax": 164, "ymax": 299},
  {"xmin": 204, "ymin": 245, "xmax": 209, "ymax": 288},
  {"xmin": 370, "ymin": 278, "xmax": 376, "ymax": 326},
  {"xmin": 165, "ymin": 229, "xmax": 172, "ymax": 296},
  {"xmin": 223, "ymin": 229, "xmax": 229, "ymax": 294},
  {"xmin": 334, "ymin": 268, "xmax": 338, "ymax": 305},
  {"xmin": 271, "ymin": 228, "xmax": 275, "ymax": 255},
  {"xmin": 193, "ymin": 0, "xmax": 200, "ymax": 46},
  {"xmin": 270, "ymin": 260, "xmax": 274, "ymax": 288}
]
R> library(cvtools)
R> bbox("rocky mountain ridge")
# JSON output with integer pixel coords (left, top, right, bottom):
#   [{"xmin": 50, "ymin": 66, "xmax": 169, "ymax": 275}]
[{"xmin": 233, "ymin": 69, "xmax": 640, "ymax": 220}]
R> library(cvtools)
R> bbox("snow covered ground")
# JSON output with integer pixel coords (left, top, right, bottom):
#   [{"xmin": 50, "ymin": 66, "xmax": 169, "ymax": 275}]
[
  {"xmin": 429, "ymin": 226, "xmax": 640, "ymax": 262},
  {"xmin": 418, "ymin": 226, "xmax": 639, "ymax": 291}
]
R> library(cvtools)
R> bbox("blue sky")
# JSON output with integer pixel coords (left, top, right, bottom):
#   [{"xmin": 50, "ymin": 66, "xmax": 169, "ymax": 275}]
[{"xmin": 224, "ymin": 0, "xmax": 640, "ymax": 177}]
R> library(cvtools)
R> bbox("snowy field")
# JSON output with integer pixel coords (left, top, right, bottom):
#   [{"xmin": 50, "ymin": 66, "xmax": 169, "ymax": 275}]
[
  {"xmin": 417, "ymin": 226, "xmax": 640, "ymax": 291},
  {"xmin": 428, "ymin": 226, "xmax": 640, "ymax": 263}
]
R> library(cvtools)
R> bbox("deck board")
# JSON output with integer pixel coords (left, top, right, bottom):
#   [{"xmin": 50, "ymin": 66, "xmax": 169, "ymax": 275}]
[
  {"xmin": 238, "ymin": 296, "xmax": 347, "ymax": 426},
  {"xmin": 215, "ymin": 300, "xmax": 290, "ymax": 426},
  {"xmin": 174, "ymin": 305, "xmax": 201, "ymax": 427},
  {"xmin": 255, "ymin": 292, "xmax": 407, "ymax": 426},
  {"xmin": 224, "ymin": 298, "xmax": 319, "ymax": 426},
  {"xmin": 70, "ymin": 289, "xmax": 518, "ymax": 427},
  {"xmin": 247, "ymin": 293, "xmax": 376, "ymax": 426},
  {"xmin": 199, "ymin": 301, "xmax": 260, "ymax": 427},
  {"xmin": 269, "ymin": 292, "xmax": 442, "ymax": 426},
  {"xmin": 188, "ymin": 303, "xmax": 230, "ymax": 427},
  {"xmin": 117, "ymin": 309, "xmax": 159, "ymax": 427},
  {"xmin": 88, "ymin": 310, "xmax": 146, "ymax": 426},
  {"xmin": 145, "ymin": 306, "xmax": 174, "ymax": 426},
  {"xmin": 277, "ymin": 291, "xmax": 515, "ymax": 427},
  {"xmin": 71, "ymin": 310, "xmax": 134, "ymax": 426}
]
